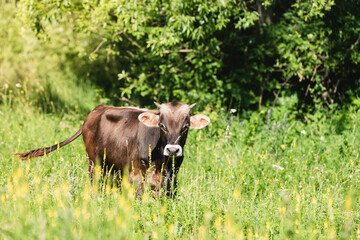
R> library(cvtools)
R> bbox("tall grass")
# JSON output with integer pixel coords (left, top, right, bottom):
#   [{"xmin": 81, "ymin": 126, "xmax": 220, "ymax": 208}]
[
  {"xmin": 1, "ymin": 2, "xmax": 359, "ymax": 239},
  {"xmin": 0, "ymin": 99, "xmax": 359, "ymax": 239}
]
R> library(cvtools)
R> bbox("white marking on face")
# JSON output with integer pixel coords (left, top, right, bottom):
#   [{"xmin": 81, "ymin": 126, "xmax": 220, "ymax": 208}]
[{"xmin": 163, "ymin": 144, "xmax": 183, "ymax": 157}]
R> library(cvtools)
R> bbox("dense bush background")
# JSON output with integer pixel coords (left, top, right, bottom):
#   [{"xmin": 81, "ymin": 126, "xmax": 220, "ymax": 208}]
[{"xmin": 12, "ymin": 0, "xmax": 360, "ymax": 111}]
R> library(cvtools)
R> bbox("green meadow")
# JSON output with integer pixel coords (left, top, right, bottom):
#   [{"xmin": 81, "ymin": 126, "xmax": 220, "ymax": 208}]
[
  {"xmin": 1, "ymin": 1, "xmax": 360, "ymax": 239},
  {"xmin": 1, "ymin": 94, "xmax": 360, "ymax": 239}
]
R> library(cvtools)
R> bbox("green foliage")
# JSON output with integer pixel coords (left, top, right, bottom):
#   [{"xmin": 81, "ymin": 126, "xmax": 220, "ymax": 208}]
[
  {"xmin": 2, "ymin": 1, "xmax": 360, "ymax": 238},
  {"xmin": 15, "ymin": 0, "xmax": 360, "ymax": 110},
  {"xmin": 0, "ymin": 2, "xmax": 98, "ymax": 115}
]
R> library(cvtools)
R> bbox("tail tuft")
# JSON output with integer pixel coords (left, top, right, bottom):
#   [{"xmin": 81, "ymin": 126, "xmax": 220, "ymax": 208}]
[{"xmin": 13, "ymin": 148, "xmax": 46, "ymax": 160}]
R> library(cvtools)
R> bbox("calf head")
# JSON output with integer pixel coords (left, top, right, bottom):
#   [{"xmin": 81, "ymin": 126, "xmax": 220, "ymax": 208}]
[
  {"xmin": 138, "ymin": 102, "xmax": 210, "ymax": 197},
  {"xmin": 138, "ymin": 102, "xmax": 210, "ymax": 157}
]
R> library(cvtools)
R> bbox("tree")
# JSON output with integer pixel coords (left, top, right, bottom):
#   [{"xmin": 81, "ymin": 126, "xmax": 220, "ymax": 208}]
[{"xmin": 18, "ymin": 0, "xmax": 360, "ymax": 110}]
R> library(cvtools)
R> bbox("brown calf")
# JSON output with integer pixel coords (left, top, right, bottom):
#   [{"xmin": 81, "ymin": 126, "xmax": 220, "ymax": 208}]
[{"xmin": 15, "ymin": 102, "xmax": 210, "ymax": 197}]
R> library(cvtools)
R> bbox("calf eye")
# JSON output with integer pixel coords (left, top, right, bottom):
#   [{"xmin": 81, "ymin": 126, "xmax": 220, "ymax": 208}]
[
  {"xmin": 182, "ymin": 124, "xmax": 189, "ymax": 131},
  {"xmin": 159, "ymin": 123, "xmax": 167, "ymax": 131}
]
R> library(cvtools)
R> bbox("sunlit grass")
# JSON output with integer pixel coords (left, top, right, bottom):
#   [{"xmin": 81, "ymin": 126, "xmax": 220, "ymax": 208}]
[{"xmin": 0, "ymin": 101, "xmax": 359, "ymax": 239}]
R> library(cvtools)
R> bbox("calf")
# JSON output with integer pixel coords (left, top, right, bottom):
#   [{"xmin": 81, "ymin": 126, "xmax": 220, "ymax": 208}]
[{"xmin": 15, "ymin": 102, "xmax": 210, "ymax": 197}]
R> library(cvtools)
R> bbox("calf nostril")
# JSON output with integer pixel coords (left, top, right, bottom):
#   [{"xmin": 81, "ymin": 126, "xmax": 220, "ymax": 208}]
[
  {"xmin": 167, "ymin": 147, "xmax": 176, "ymax": 155},
  {"xmin": 164, "ymin": 145, "xmax": 182, "ymax": 156},
  {"xmin": 167, "ymin": 147, "xmax": 179, "ymax": 155}
]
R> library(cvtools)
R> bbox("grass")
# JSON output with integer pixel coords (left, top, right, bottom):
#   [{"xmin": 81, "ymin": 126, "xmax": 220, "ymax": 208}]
[
  {"xmin": 0, "ymin": 100, "xmax": 359, "ymax": 239},
  {"xmin": 1, "ymin": 2, "xmax": 359, "ymax": 239}
]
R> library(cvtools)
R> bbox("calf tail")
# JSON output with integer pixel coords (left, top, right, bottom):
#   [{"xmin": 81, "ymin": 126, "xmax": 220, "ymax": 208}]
[{"xmin": 14, "ymin": 128, "xmax": 82, "ymax": 160}]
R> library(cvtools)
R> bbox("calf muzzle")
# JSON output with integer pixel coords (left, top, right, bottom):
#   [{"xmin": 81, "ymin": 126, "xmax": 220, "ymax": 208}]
[{"xmin": 163, "ymin": 144, "xmax": 182, "ymax": 157}]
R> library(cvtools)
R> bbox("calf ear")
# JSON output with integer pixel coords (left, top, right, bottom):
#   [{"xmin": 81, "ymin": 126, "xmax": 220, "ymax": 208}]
[
  {"xmin": 190, "ymin": 114, "xmax": 210, "ymax": 129},
  {"xmin": 138, "ymin": 112, "xmax": 160, "ymax": 127}
]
